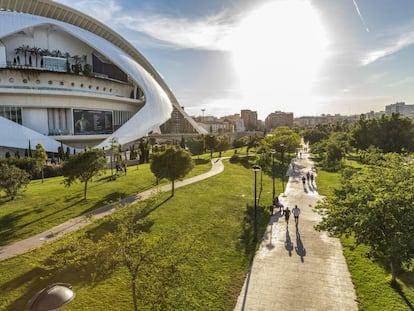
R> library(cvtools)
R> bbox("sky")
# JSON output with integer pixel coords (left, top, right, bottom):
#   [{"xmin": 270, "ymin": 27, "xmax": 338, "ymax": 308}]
[{"xmin": 55, "ymin": 0, "xmax": 414, "ymax": 120}]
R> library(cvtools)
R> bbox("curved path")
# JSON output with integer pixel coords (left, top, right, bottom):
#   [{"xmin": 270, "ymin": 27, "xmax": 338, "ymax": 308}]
[
  {"xmin": 0, "ymin": 158, "xmax": 224, "ymax": 261},
  {"xmin": 234, "ymin": 149, "xmax": 358, "ymax": 310}
]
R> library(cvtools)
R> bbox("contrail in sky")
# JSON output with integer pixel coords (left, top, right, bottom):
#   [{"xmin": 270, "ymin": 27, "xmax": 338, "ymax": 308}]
[{"xmin": 352, "ymin": 0, "xmax": 369, "ymax": 32}]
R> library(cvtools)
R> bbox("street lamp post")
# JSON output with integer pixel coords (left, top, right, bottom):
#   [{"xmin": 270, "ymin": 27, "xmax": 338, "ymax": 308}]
[
  {"xmin": 271, "ymin": 149, "xmax": 276, "ymax": 200},
  {"xmin": 280, "ymin": 143, "xmax": 285, "ymax": 195},
  {"xmin": 252, "ymin": 164, "xmax": 261, "ymax": 241},
  {"xmin": 28, "ymin": 283, "xmax": 75, "ymax": 311}
]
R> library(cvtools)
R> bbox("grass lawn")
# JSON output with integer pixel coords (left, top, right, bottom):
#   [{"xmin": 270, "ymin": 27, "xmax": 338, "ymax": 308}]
[
  {"xmin": 0, "ymin": 159, "xmax": 274, "ymax": 310},
  {"xmin": 0, "ymin": 156, "xmax": 212, "ymax": 245},
  {"xmin": 315, "ymin": 161, "xmax": 414, "ymax": 310}
]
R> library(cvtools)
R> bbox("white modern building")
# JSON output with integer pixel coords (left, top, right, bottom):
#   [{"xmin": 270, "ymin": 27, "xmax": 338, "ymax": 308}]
[{"xmin": 0, "ymin": 0, "xmax": 204, "ymax": 155}]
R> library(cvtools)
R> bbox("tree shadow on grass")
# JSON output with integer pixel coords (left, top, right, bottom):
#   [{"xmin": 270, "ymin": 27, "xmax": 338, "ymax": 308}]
[
  {"xmin": 87, "ymin": 195, "xmax": 172, "ymax": 240},
  {"xmin": 0, "ymin": 198, "xmax": 84, "ymax": 245},
  {"xmin": 194, "ymin": 158, "xmax": 210, "ymax": 165},
  {"xmin": 0, "ymin": 210, "xmax": 33, "ymax": 245},
  {"xmin": 81, "ymin": 192, "xmax": 128, "ymax": 215},
  {"xmin": 2, "ymin": 254, "xmax": 119, "ymax": 311},
  {"xmin": 391, "ymin": 280, "xmax": 414, "ymax": 311},
  {"xmin": 236, "ymin": 203, "xmax": 268, "ymax": 260}
]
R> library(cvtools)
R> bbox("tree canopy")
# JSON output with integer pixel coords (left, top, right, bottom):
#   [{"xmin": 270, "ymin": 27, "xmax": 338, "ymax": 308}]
[
  {"xmin": 150, "ymin": 146, "xmax": 194, "ymax": 196},
  {"xmin": 33, "ymin": 143, "xmax": 47, "ymax": 182},
  {"xmin": 351, "ymin": 113, "xmax": 414, "ymax": 153},
  {"xmin": 315, "ymin": 153, "xmax": 414, "ymax": 282},
  {"xmin": 262, "ymin": 126, "xmax": 301, "ymax": 155},
  {"xmin": 62, "ymin": 149, "xmax": 107, "ymax": 199},
  {"xmin": 0, "ymin": 164, "xmax": 30, "ymax": 200}
]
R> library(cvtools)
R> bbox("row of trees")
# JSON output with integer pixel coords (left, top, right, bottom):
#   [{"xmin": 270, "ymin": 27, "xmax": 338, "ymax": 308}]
[
  {"xmin": 302, "ymin": 113, "xmax": 414, "ymax": 171},
  {"xmin": 304, "ymin": 113, "xmax": 414, "ymax": 283},
  {"xmin": 13, "ymin": 45, "xmax": 90, "ymax": 75}
]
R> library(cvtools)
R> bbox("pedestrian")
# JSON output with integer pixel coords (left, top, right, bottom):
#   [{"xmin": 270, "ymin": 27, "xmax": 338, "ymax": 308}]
[
  {"xmin": 302, "ymin": 176, "xmax": 306, "ymax": 187},
  {"xmin": 284, "ymin": 206, "xmax": 291, "ymax": 226},
  {"xmin": 292, "ymin": 205, "xmax": 300, "ymax": 226},
  {"xmin": 273, "ymin": 196, "xmax": 284, "ymax": 215},
  {"xmin": 310, "ymin": 173, "xmax": 314, "ymax": 183},
  {"xmin": 306, "ymin": 171, "xmax": 310, "ymax": 182}
]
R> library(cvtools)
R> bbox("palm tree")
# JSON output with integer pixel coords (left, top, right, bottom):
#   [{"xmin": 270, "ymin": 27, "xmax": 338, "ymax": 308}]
[
  {"xmin": 71, "ymin": 55, "xmax": 82, "ymax": 74},
  {"xmin": 31, "ymin": 46, "xmax": 42, "ymax": 67},
  {"xmin": 64, "ymin": 52, "xmax": 71, "ymax": 72},
  {"xmin": 51, "ymin": 49, "xmax": 62, "ymax": 57},
  {"xmin": 19, "ymin": 45, "xmax": 31, "ymax": 65},
  {"xmin": 14, "ymin": 46, "xmax": 24, "ymax": 65}
]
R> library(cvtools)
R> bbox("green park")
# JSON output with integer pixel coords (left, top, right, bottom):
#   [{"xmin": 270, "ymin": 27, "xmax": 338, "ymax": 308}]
[{"xmin": 1, "ymin": 114, "xmax": 414, "ymax": 310}]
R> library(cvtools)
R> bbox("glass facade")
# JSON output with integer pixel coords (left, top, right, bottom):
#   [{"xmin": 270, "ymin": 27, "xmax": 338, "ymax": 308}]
[{"xmin": 0, "ymin": 105, "xmax": 22, "ymax": 124}]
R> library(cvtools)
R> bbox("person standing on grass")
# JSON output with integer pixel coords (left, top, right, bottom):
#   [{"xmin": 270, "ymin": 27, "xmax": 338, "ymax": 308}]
[
  {"xmin": 284, "ymin": 206, "xmax": 291, "ymax": 226},
  {"xmin": 292, "ymin": 205, "xmax": 301, "ymax": 226}
]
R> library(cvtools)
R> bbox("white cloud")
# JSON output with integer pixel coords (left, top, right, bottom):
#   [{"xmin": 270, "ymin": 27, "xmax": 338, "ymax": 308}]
[
  {"xmin": 56, "ymin": 0, "xmax": 238, "ymax": 51},
  {"xmin": 361, "ymin": 28, "xmax": 414, "ymax": 65},
  {"xmin": 118, "ymin": 13, "xmax": 236, "ymax": 51}
]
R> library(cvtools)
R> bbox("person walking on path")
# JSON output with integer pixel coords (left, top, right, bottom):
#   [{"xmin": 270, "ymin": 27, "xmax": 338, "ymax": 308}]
[
  {"xmin": 273, "ymin": 196, "xmax": 284, "ymax": 215},
  {"xmin": 284, "ymin": 206, "xmax": 291, "ymax": 226},
  {"xmin": 292, "ymin": 205, "xmax": 301, "ymax": 226}
]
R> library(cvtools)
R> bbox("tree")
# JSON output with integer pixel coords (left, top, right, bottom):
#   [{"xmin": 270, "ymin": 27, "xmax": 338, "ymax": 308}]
[
  {"xmin": 216, "ymin": 135, "xmax": 230, "ymax": 152},
  {"xmin": 0, "ymin": 164, "xmax": 30, "ymax": 200},
  {"xmin": 263, "ymin": 127, "xmax": 301, "ymax": 155},
  {"xmin": 150, "ymin": 146, "xmax": 194, "ymax": 196},
  {"xmin": 315, "ymin": 153, "xmax": 414, "ymax": 283},
  {"xmin": 66, "ymin": 146, "xmax": 71, "ymax": 159},
  {"xmin": 185, "ymin": 137, "xmax": 204, "ymax": 157},
  {"xmin": 204, "ymin": 135, "xmax": 218, "ymax": 158},
  {"xmin": 180, "ymin": 136, "xmax": 186, "ymax": 149},
  {"xmin": 28, "ymin": 140, "xmax": 33, "ymax": 158},
  {"xmin": 138, "ymin": 139, "xmax": 150, "ymax": 164},
  {"xmin": 33, "ymin": 143, "xmax": 47, "ymax": 182},
  {"xmin": 62, "ymin": 149, "xmax": 107, "ymax": 199},
  {"xmin": 351, "ymin": 113, "xmax": 414, "ymax": 153}
]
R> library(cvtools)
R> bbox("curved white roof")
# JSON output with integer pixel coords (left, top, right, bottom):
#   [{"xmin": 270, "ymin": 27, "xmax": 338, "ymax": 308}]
[{"xmin": 0, "ymin": 10, "xmax": 174, "ymax": 149}]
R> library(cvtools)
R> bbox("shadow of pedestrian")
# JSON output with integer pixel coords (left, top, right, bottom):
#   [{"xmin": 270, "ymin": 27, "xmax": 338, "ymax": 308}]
[
  {"xmin": 285, "ymin": 228, "xmax": 293, "ymax": 256},
  {"xmin": 295, "ymin": 228, "xmax": 306, "ymax": 263}
]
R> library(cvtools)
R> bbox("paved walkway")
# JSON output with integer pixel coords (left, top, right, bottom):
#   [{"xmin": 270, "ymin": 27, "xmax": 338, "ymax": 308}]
[
  {"xmin": 0, "ymin": 158, "xmax": 224, "ymax": 261},
  {"xmin": 234, "ymin": 150, "xmax": 358, "ymax": 310}
]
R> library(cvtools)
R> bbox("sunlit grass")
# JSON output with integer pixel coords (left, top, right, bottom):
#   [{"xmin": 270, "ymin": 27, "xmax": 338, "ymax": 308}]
[
  {"xmin": 0, "ymin": 158, "xmax": 212, "ymax": 245},
  {"xmin": 0, "ymin": 160, "xmax": 272, "ymax": 310}
]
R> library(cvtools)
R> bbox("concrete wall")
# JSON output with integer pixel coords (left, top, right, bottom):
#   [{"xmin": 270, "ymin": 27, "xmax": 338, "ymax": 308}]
[{"xmin": 22, "ymin": 107, "xmax": 48, "ymax": 135}]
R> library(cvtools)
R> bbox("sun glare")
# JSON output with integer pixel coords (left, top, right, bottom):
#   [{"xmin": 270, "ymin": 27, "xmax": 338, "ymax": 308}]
[{"xmin": 229, "ymin": 0, "xmax": 328, "ymax": 115}]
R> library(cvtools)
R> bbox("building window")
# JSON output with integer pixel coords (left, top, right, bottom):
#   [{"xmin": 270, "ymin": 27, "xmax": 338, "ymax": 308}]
[
  {"xmin": 80, "ymin": 83, "xmax": 84, "ymax": 88},
  {"xmin": 48, "ymin": 80, "xmax": 53, "ymax": 85},
  {"xmin": 89, "ymin": 85, "xmax": 92, "ymax": 89},
  {"xmin": 36, "ymin": 80, "xmax": 41, "ymax": 84},
  {"xmin": 60, "ymin": 81, "xmax": 64, "ymax": 86},
  {"xmin": 103, "ymin": 87, "xmax": 106, "ymax": 91},
  {"xmin": 96, "ymin": 86, "xmax": 99, "ymax": 90},
  {"xmin": 0, "ymin": 106, "xmax": 22, "ymax": 124},
  {"xmin": 71, "ymin": 82, "xmax": 75, "ymax": 87},
  {"xmin": 23, "ymin": 79, "xmax": 28, "ymax": 84},
  {"xmin": 9, "ymin": 78, "xmax": 14, "ymax": 83}
]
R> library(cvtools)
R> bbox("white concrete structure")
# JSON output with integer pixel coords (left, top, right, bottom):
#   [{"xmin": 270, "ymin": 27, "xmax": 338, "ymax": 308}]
[{"xmin": 0, "ymin": 0, "xmax": 203, "ymax": 154}]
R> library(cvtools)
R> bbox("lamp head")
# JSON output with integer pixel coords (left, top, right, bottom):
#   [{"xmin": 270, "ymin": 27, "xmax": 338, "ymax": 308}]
[{"xmin": 28, "ymin": 283, "xmax": 75, "ymax": 311}]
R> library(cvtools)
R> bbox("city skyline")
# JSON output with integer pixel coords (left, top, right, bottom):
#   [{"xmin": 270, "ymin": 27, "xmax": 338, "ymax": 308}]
[{"xmin": 56, "ymin": 0, "xmax": 414, "ymax": 119}]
